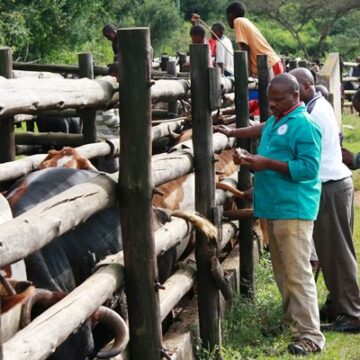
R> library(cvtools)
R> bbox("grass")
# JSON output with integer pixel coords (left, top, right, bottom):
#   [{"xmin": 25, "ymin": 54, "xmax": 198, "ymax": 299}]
[{"xmin": 197, "ymin": 112, "xmax": 360, "ymax": 359}]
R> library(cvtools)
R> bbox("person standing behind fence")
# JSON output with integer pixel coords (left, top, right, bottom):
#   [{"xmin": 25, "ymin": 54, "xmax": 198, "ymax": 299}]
[
  {"xmin": 103, "ymin": 24, "xmax": 118, "ymax": 61},
  {"xmin": 211, "ymin": 23, "xmax": 234, "ymax": 76},
  {"xmin": 290, "ymin": 68, "xmax": 360, "ymax": 333},
  {"xmin": 232, "ymin": 74, "xmax": 325, "ymax": 355},
  {"xmin": 226, "ymin": 1, "xmax": 284, "ymax": 78}
]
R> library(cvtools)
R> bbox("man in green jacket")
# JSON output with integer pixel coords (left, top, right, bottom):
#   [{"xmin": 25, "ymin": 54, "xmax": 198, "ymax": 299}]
[{"xmin": 231, "ymin": 74, "xmax": 325, "ymax": 355}]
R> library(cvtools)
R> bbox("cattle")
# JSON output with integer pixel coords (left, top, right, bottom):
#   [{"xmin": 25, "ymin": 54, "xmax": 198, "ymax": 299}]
[
  {"xmin": 36, "ymin": 115, "xmax": 81, "ymax": 135},
  {"xmin": 2, "ymin": 166, "xmax": 189, "ymax": 359}
]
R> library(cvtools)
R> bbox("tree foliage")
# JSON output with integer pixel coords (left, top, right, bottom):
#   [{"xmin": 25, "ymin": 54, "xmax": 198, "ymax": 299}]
[
  {"xmin": 243, "ymin": 0, "xmax": 360, "ymax": 59},
  {"xmin": 0, "ymin": 0, "xmax": 359, "ymax": 64}
]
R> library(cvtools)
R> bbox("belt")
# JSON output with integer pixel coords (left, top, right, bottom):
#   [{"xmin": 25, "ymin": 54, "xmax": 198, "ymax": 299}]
[{"xmin": 322, "ymin": 176, "xmax": 351, "ymax": 185}]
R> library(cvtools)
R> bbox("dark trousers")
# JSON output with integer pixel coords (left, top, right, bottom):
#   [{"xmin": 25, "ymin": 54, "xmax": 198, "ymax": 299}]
[{"xmin": 313, "ymin": 177, "xmax": 360, "ymax": 319}]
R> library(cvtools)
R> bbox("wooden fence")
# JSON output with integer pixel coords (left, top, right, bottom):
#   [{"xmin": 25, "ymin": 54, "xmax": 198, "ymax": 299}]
[{"xmin": 0, "ymin": 28, "xmax": 270, "ymax": 360}]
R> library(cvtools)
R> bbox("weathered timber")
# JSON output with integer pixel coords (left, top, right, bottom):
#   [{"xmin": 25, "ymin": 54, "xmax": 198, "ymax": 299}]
[
  {"xmin": 159, "ymin": 222, "xmax": 236, "ymax": 322},
  {"xmin": 13, "ymin": 70, "xmax": 63, "ymax": 79},
  {"xmin": 151, "ymin": 79, "xmax": 189, "ymax": 103},
  {"xmin": 15, "ymin": 132, "xmax": 84, "ymax": 147},
  {"xmin": 0, "ymin": 173, "xmax": 117, "ymax": 268},
  {"xmin": 2, "ymin": 263, "xmax": 125, "ymax": 360},
  {"xmin": 117, "ymin": 27, "xmax": 162, "ymax": 360},
  {"xmin": 2, "ymin": 221, "xmax": 236, "ymax": 360},
  {"xmin": 257, "ymin": 55, "xmax": 270, "ymax": 123},
  {"xmin": 79, "ymin": 53, "xmax": 97, "ymax": 145},
  {"xmin": 234, "ymin": 51, "xmax": 254, "ymax": 298},
  {"xmin": 167, "ymin": 61, "xmax": 179, "ymax": 115},
  {"xmin": 162, "ymin": 243, "xmax": 240, "ymax": 360},
  {"xmin": 0, "ymin": 47, "xmax": 15, "ymax": 163},
  {"xmin": 0, "ymin": 76, "xmax": 118, "ymax": 119},
  {"xmin": 13, "ymin": 62, "xmax": 108, "ymax": 76},
  {"xmin": 209, "ymin": 68, "xmax": 222, "ymax": 110},
  {"xmin": 0, "ymin": 131, "xmax": 233, "ymax": 185},
  {"xmin": 190, "ymin": 44, "xmax": 220, "ymax": 353}
]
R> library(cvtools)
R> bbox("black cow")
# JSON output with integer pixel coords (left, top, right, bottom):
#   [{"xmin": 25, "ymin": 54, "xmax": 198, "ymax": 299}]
[{"xmin": 5, "ymin": 168, "xmax": 175, "ymax": 360}]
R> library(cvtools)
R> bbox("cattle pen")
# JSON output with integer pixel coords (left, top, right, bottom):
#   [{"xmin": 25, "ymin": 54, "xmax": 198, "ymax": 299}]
[{"xmin": 0, "ymin": 28, "xmax": 342, "ymax": 360}]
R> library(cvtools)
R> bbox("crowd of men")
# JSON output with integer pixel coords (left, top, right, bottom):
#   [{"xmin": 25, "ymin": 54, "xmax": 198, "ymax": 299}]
[{"xmin": 102, "ymin": 1, "xmax": 360, "ymax": 356}]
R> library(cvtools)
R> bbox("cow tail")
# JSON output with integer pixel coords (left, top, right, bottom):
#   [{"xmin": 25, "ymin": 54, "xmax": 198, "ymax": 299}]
[{"xmin": 170, "ymin": 210, "xmax": 218, "ymax": 241}]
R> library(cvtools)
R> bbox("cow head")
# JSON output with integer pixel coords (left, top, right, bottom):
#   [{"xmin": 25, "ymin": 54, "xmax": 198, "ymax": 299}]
[{"xmin": 38, "ymin": 147, "xmax": 97, "ymax": 171}]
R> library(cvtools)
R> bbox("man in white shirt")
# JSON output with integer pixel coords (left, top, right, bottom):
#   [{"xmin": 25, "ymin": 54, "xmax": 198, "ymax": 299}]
[
  {"xmin": 211, "ymin": 23, "xmax": 234, "ymax": 76},
  {"xmin": 290, "ymin": 68, "xmax": 360, "ymax": 333}
]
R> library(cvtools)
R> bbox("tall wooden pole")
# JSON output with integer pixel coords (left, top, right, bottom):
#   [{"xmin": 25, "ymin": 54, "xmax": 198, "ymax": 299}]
[
  {"xmin": 78, "ymin": 52, "xmax": 97, "ymax": 144},
  {"xmin": 0, "ymin": 47, "xmax": 15, "ymax": 163},
  {"xmin": 234, "ymin": 51, "xmax": 254, "ymax": 298},
  {"xmin": 167, "ymin": 60, "xmax": 178, "ymax": 115},
  {"xmin": 257, "ymin": 55, "xmax": 270, "ymax": 123},
  {"xmin": 118, "ymin": 28, "xmax": 162, "ymax": 360},
  {"xmin": 190, "ymin": 44, "xmax": 221, "ymax": 353}
]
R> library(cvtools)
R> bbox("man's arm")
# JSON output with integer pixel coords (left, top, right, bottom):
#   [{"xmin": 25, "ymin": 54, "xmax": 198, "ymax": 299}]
[
  {"xmin": 342, "ymin": 147, "xmax": 360, "ymax": 170},
  {"xmin": 237, "ymin": 42, "xmax": 251, "ymax": 75},
  {"xmin": 214, "ymin": 123, "xmax": 265, "ymax": 139}
]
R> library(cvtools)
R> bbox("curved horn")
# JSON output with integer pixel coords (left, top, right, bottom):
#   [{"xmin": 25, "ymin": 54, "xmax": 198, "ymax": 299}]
[
  {"xmin": 20, "ymin": 289, "xmax": 66, "ymax": 328},
  {"xmin": 92, "ymin": 306, "xmax": 129, "ymax": 359}
]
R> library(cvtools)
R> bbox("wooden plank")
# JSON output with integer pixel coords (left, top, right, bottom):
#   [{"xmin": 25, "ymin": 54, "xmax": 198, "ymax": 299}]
[
  {"xmin": 234, "ymin": 51, "xmax": 254, "ymax": 298},
  {"xmin": 190, "ymin": 43, "xmax": 220, "ymax": 353},
  {"xmin": 0, "ymin": 76, "xmax": 118, "ymax": 119},
  {"xmin": 0, "ymin": 173, "xmax": 117, "ymax": 268},
  {"xmin": 79, "ymin": 53, "xmax": 97, "ymax": 145},
  {"xmin": 0, "ymin": 47, "xmax": 15, "ymax": 163},
  {"xmin": 15, "ymin": 132, "xmax": 83, "ymax": 147},
  {"xmin": 117, "ymin": 27, "xmax": 162, "ymax": 360},
  {"xmin": 2, "ymin": 263, "xmax": 124, "ymax": 360},
  {"xmin": 257, "ymin": 54, "xmax": 269, "ymax": 123}
]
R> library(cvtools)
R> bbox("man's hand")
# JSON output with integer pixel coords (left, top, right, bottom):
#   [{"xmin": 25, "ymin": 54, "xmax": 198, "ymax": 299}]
[
  {"xmin": 233, "ymin": 149, "xmax": 269, "ymax": 171},
  {"xmin": 213, "ymin": 125, "xmax": 233, "ymax": 137},
  {"xmin": 342, "ymin": 147, "xmax": 354, "ymax": 168},
  {"xmin": 191, "ymin": 13, "xmax": 201, "ymax": 25}
]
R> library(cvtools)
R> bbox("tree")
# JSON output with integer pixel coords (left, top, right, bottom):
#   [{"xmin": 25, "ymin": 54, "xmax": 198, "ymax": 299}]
[{"xmin": 244, "ymin": 0, "xmax": 360, "ymax": 59}]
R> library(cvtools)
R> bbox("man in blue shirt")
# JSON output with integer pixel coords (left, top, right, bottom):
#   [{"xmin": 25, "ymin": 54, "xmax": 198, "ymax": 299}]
[{"xmin": 230, "ymin": 74, "xmax": 325, "ymax": 355}]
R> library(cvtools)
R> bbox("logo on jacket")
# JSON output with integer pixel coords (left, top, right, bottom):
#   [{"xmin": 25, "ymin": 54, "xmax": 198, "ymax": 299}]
[{"xmin": 277, "ymin": 124, "xmax": 288, "ymax": 135}]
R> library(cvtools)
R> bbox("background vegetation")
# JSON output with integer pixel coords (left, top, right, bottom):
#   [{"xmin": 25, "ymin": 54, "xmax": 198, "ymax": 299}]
[{"xmin": 0, "ymin": 0, "xmax": 359, "ymax": 65}]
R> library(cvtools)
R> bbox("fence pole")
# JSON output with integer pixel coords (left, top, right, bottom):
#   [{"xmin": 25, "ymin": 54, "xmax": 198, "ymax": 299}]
[
  {"xmin": 78, "ymin": 53, "xmax": 97, "ymax": 145},
  {"xmin": 118, "ymin": 28, "xmax": 162, "ymax": 360},
  {"xmin": 190, "ymin": 44, "xmax": 221, "ymax": 353},
  {"xmin": 167, "ymin": 60, "xmax": 178, "ymax": 115},
  {"xmin": 0, "ymin": 47, "xmax": 15, "ymax": 163},
  {"xmin": 234, "ymin": 51, "xmax": 254, "ymax": 298},
  {"xmin": 257, "ymin": 55, "xmax": 270, "ymax": 123}
]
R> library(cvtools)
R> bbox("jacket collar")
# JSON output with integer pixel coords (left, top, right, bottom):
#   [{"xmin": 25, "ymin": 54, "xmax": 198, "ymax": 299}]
[{"xmin": 269, "ymin": 102, "xmax": 306, "ymax": 130}]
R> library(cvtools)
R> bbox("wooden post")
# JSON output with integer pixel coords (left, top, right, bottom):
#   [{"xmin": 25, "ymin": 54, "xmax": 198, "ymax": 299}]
[
  {"xmin": 190, "ymin": 43, "xmax": 221, "ymax": 353},
  {"xmin": 167, "ymin": 60, "xmax": 178, "ymax": 115},
  {"xmin": 160, "ymin": 54, "xmax": 169, "ymax": 71},
  {"xmin": 209, "ymin": 67, "xmax": 222, "ymax": 110},
  {"xmin": 178, "ymin": 52, "xmax": 187, "ymax": 72},
  {"xmin": 257, "ymin": 55, "xmax": 270, "ymax": 123},
  {"xmin": 78, "ymin": 53, "xmax": 97, "ymax": 145},
  {"xmin": 118, "ymin": 28, "xmax": 162, "ymax": 360},
  {"xmin": 234, "ymin": 51, "xmax": 254, "ymax": 298},
  {"xmin": 0, "ymin": 47, "xmax": 15, "ymax": 163}
]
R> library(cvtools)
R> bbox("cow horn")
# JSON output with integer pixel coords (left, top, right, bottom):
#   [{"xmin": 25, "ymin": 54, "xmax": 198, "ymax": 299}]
[
  {"xmin": 92, "ymin": 306, "xmax": 129, "ymax": 359},
  {"xmin": 20, "ymin": 289, "xmax": 66, "ymax": 328}
]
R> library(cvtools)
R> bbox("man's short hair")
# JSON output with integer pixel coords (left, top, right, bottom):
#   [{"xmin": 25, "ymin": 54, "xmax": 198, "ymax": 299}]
[
  {"xmin": 190, "ymin": 25, "xmax": 205, "ymax": 38},
  {"xmin": 103, "ymin": 24, "xmax": 117, "ymax": 35},
  {"xmin": 269, "ymin": 73, "xmax": 299, "ymax": 93},
  {"xmin": 226, "ymin": 1, "xmax": 246, "ymax": 17},
  {"xmin": 211, "ymin": 23, "xmax": 225, "ymax": 33}
]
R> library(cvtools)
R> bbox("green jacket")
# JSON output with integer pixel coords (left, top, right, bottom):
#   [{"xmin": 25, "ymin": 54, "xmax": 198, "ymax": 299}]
[{"xmin": 254, "ymin": 104, "xmax": 322, "ymax": 220}]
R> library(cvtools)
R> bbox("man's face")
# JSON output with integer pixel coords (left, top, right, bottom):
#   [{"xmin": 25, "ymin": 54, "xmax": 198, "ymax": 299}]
[
  {"xmin": 227, "ymin": 13, "xmax": 235, "ymax": 28},
  {"xmin": 104, "ymin": 31, "xmax": 116, "ymax": 41},
  {"xmin": 268, "ymin": 83, "xmax": 299, "ymax": 119}
]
